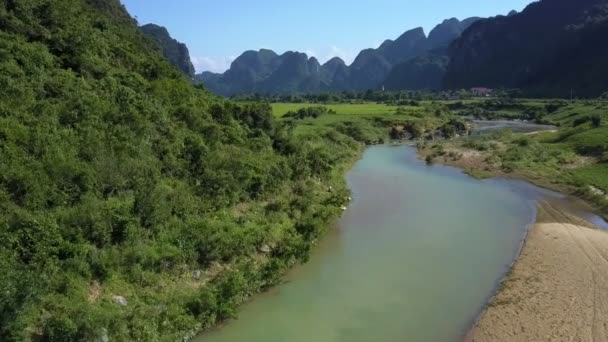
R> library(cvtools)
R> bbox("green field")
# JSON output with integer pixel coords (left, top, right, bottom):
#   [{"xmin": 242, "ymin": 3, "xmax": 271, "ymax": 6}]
[
  {"xmin": 270, "ymin": 99, "xmax": 571, "ymax": 118},
  {"xmin": 271, "ymin": 102, "xmax": 419, "ymax": 117}
]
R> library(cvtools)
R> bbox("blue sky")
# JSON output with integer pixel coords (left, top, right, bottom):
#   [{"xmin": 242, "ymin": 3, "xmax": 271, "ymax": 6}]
[{"xmin": 121, "ymin": 0, "xmax": 536, "ymax": 73}]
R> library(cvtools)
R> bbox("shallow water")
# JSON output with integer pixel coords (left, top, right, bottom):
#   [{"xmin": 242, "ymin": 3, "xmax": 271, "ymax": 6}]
[
  {"xmin": 198, "ymin": 145, "xmax": 605, "ymax": 342},
  {"xmin": 471, "ymin": 120, "xmax": 557, "ymax": 135}
]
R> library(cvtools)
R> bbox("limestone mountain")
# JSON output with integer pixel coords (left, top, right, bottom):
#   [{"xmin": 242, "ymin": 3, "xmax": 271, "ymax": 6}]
[
  {"xmin": 426, "ymin": 17, "xmax": 481, "ymax": 49},
  {"xmin": 140, "ymin": 23, "xmax": 196, "ymax": 79},
  {"xmin": 347, "ymin": 27, "xmax": 428, "ymax": 90},
  {"xmin": 200, "ymin": 50, "xmax": 332, "ymax": 95},
  {"xmin": 383, "ymin": 16, "xmax": 481, "ymax": 91},
  {"xmin": 199, "ymin": 19, "xmax": 478, "ymax": 95},
  {"xmin": 258, "ymin": 52, "xmax": 327, "ymax": 93},
  {"xmin": 200, "ymin": 49, "xmax": 281, "ymax": 94},
  {"xmin": 384, "ymin": 51, "xmax": 450, "ymax": 91},
  {"xmin": 444, "ymin": 0, "xmax": 608, "ymax": 97},
  {"xmin": 321, "ymin": 57, "xmax": 350, "ymax": 89}
]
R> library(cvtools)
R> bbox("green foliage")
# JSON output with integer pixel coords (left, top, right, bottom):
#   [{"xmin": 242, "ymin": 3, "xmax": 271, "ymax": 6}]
[
  {"xmin": 0, "ymin": 1, "xmax": 366, "ymax": 341},
  {"xmin": 571, "ymin": 164, "xmax": 608, "ymax": 193},
  {"xmin": 283, "ymin": 106, "xmax": 335, "ymax": 120},
  {"xmin": 560, "ymin": 126, "xmax": 608, "ymax": 156},
  {"xmin": 451, "ymin": 99, "xmax": 608, "ymax": 215},
  {"xmin": 573, "ymin": 115, "xmax": 593, "ymax": 127},
  {"xmin": 592, "ymin": 115, "xmax": 602, "ymax": 128},
  {"xmin": 545, "ymin": 101, "xmax": 567, "ymax": 113}
]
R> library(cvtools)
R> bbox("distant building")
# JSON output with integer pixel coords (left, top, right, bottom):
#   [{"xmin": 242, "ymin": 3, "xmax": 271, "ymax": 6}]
[{"xmin": 471, "ymin": 87, "xmax": 493, "ymax": 96}]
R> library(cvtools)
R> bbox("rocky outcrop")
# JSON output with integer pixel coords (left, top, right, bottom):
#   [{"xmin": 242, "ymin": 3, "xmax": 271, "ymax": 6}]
[
  {"xmin": 112, "ymin": 295, "xmax": 128, "ymax": 306},
  {"xmin": 140, "ymin": 24, "xmax": 196, "ymax": 79},
  {"xmin": 382, "ymin": 17, "xmax": 481, "ymax": 91}
]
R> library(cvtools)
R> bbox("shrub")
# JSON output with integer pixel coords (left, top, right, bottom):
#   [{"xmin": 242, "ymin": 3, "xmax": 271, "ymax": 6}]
[
  {"xmin": 283, "ymin": 106, "xmax": 332, "ymax": 120},
  {"xmin": 591, "ymin": 115, "xmax": 602, "ymax": 128},
  {"xmin": 516, "ymin": 137, "xmax": 532, "ymax": 147},
  {"xmin": 573, "ymin": 116, "xmax": 591, "ymax": 127}
]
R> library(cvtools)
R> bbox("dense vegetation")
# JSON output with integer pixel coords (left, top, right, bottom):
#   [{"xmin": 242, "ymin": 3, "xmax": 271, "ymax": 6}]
[
  {"xmin": 231, "ymin": 89, "xmax": 490, "ymax": 105},
  {"xmin": 0, "ymin": 1, "xmax": 381, "ymax": 340},
  {"xmin": 2, "ymin": 0, "xmax": 607, "ymax": 341}
]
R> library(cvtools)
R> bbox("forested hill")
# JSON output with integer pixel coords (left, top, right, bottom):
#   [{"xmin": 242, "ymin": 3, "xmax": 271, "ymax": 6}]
[
  {"xmin": 0, "ymin": 1, "xmax": 362, "ymax": 340},
  {"xmin": 444, "ymin": 0, "xmax": 608, "ymax": 97},
  {"xmin": 140, "ymin": 23, "xmax": 196, "ymax": 79}
]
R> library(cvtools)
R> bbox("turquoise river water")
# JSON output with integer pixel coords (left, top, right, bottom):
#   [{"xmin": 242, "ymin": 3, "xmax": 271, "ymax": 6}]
[{"xmin": 198, "ymin": 144, "xmax": 606, "ymax": 342}]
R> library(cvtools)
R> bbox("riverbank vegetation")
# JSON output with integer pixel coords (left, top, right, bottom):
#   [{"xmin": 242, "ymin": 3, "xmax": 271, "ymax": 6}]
[
  {"xmin": 2, "ymin": 1, "xmax": 607, "ymax": 340},
  {"xmin": 0, "ymin": 1, "xmax": 461, "ymax": 341},
  {"xmin": 272, "ymin": 98, "xmax": 608, "ymax": 219},
  {"xmin": 421, "ymin": 100, "xmax": 608, "ymax": 215},
  {"xmin": 0, "ymin": 1, "xmax": 385, "ymax": 340}
]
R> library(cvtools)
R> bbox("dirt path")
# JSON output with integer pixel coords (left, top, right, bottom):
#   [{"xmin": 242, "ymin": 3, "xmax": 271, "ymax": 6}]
[{"xmin": 470, "ymin": 203, "xmax": 608, "ymax": 342}]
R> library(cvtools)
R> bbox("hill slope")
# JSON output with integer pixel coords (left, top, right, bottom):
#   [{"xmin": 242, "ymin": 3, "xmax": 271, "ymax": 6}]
[{"xmin": 0, "ymin": 1, "xmax": 361, "ymax": 340}]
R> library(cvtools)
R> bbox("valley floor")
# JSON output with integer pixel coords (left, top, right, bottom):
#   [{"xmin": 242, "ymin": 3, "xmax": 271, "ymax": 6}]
[{"xmin": 469, "ymin": 202, "xmax": 608, "ymax": 342}]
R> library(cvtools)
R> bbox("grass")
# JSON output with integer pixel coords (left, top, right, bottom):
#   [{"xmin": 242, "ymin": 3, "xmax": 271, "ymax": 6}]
[
  {"xmin": 271, "ymin": 102, "xmax": 423, "ymax": 117},
  {"xmin": 271, "ymin": 99, "xmax": 608, "ymax": 210},
  {"xmin": 561, "ymin": 126, "xmax": 608, "ymax": 153},
  {"xmin": 544, "ymin": 101, "xmax": 608, "ymax": 126},
  {"xmin": 571, "ymin": 164, "xmax": 608, "ymax": 192},
  {"xmin": 270, "ymin": 102, "xmax": 446, "ymax": 140},
  {"xmin": 419, "ymin": 99, "xmax": 608, "ymax": 215}
]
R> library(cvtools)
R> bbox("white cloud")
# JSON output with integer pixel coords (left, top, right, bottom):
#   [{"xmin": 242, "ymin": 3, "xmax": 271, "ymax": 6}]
[
  {"xmin": 304, "ymin": 49, "xmax": 317, "ymax": 58},
  {"xmin": 191, "ymin": 55, "xmax": 236, "ymax": 74},
  {"xmin": 324, "ymin": 46, "xmax": 356, "ymax": 65}
]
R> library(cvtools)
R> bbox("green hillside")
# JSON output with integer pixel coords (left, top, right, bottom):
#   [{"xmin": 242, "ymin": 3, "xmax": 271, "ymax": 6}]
[{"xmin": 0, "ymin": 1, "xmax": 367, "ymax": 340}]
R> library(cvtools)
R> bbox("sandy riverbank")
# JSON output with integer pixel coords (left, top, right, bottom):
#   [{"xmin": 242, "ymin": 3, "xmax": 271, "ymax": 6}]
[{"xmin": 469, "ymin": 202, "xmax": 608, "ymax": 342}]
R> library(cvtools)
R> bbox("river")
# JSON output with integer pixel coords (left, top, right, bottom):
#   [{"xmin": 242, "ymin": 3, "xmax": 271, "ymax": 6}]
[{"xmin": 195, "ymin": 143, "xmax": 608, "ymax": 342}]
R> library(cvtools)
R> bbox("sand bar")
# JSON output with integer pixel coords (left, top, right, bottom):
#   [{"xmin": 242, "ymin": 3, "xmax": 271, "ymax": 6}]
[{"xmin": 470, "ymin": 203, "xmax": 608, "ymax": 342}]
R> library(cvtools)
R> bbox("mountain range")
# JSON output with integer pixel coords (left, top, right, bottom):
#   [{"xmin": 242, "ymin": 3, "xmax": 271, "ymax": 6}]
[
  {"xmin": 196, "ymin": 16, "xmax": 482, "ymax": 95},
  {"xmin": 148, "ymin": 0, "xmax": 608, "ymax": 98},
  {"xmin": 445, "ymin": 0, "xmax": 608, "ymax": 97}
]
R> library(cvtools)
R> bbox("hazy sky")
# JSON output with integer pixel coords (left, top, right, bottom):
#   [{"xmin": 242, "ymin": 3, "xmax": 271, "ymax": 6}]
[{"xmin": 121, "ymin": 0, "xmax": 536, "ymax": 74}]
